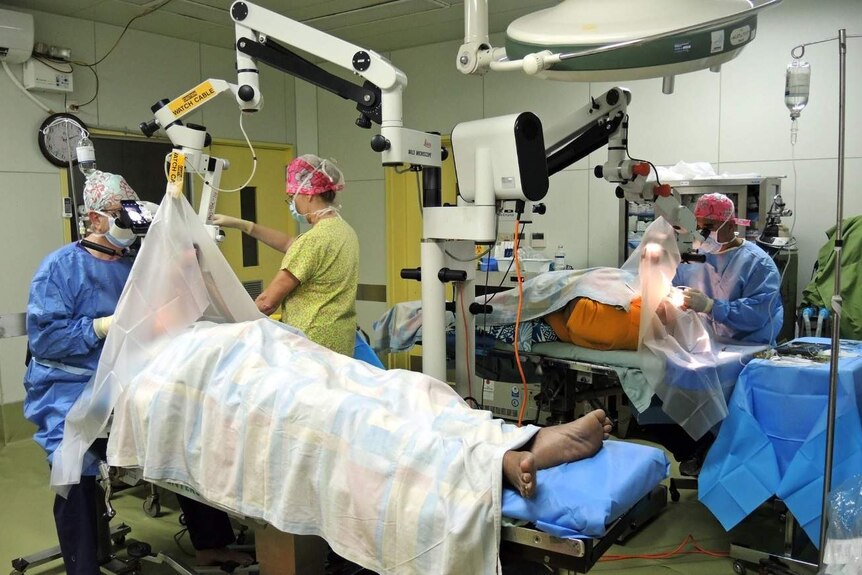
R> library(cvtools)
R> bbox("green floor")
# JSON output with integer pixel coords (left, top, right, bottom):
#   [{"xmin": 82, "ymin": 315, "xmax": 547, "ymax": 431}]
[{"xmin": 1, "ymin": 439, "xmax": 749, "ymax": 574}]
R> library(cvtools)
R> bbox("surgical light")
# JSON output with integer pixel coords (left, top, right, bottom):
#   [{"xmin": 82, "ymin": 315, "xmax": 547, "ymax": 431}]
[
  {"xmin": 459, "ymin": 0, "xmax": 782, "ymax": 93},
  {"xmin": 668, "ymin": 287, "xmax": 686, "ymax": 308},
  {"xmin": 643, "ymin": 242, "xmax": 663, "ymax": 258}
]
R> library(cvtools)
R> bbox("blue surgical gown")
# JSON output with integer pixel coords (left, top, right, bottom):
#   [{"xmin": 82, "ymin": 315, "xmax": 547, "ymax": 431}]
[
  {"xmin": 23, "ymin": 243, "xmax": 132, "ymax": 475},
  {"xmin": 673, "ymin": 240, "xmax": 783, "ymax": 345}
]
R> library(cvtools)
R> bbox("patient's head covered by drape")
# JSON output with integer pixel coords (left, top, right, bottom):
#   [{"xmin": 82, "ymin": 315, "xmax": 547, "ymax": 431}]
[
  {"xmin": 630, "ymin": 218, "xmax": 733, "ymax": 440},
  {"xmin": 50, "ymin": 193, "xmax": 263, "ymax": 493}
]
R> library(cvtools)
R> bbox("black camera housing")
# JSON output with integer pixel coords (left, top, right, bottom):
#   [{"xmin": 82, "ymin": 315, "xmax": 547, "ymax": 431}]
[{"xmin": 119, "ymin": 200, "xmax": 153, "ymax": 236}]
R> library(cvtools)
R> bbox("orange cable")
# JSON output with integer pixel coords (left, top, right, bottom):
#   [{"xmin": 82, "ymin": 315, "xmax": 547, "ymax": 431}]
[
  {"xmin": 599, "ymin": 535, "xmax": 729, "ymax": 562},
  {"xmin": 513, "ymin": 219, "xmax": 528, "ymax": 427}
]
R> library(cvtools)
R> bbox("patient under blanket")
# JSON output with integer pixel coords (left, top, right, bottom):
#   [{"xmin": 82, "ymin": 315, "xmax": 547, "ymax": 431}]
[
  {"xmin": 108, "ymin": 318, "xmax": 667, "ymax": 573},
  {"xmin": 110, "ymin": 319, "xmax": 538, "ymax": 574}
]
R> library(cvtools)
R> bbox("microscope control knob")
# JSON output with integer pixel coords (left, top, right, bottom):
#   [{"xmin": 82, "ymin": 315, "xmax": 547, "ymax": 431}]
[{"xmin": 370, "ymin": 135, "xmax": 390, "ymax": 152}]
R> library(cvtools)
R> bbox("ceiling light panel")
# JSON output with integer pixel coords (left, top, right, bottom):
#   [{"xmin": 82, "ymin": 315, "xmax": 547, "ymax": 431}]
[
  {"xmin": 310, "ymin": 0, "xmax": 446, "ymax": 31},
  {"xmin": 162, "ymin": 0, "xmax": 229, "ymax": 25}
]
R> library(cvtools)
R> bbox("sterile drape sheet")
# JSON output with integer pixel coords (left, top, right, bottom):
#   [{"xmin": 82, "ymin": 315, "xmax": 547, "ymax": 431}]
[
  {"xmin": 51, "ymin": 192, "xmax": 540, "ymax": 574},
  {"xmin": 51, "ymin": 191, "xmax": 263, "ymax": 493},
  {"xmin": 699, "ymin": 339, "xmax": 862, "ymax": 547}
]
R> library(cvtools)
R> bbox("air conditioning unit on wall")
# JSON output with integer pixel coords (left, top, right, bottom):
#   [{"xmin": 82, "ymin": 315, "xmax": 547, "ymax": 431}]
[{"xmin": 0, "ymin": 8, "xmax": 34, "ymax": 64}]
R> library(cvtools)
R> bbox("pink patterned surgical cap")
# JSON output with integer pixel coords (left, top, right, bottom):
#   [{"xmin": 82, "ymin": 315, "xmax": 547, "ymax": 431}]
[
  {"xmin": 694, "ymin": 193, "xmax": 751, "ymax": 227},
  {"xmin": 286, "ymin": 154, "xmax": 345, "ymax": 196},
  {"xmin": 83, "ymin": 171, "xmax": 139, "ymax": 212}
]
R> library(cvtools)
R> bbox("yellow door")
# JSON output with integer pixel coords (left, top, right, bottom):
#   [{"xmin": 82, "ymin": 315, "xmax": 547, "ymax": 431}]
[
  {"xmin": 384, "ymin": 137, "xmax": 457, "ymax": 369},
  {"xmin": 204, "ymin": 141, "xmax": 294, "ymax": 295}
]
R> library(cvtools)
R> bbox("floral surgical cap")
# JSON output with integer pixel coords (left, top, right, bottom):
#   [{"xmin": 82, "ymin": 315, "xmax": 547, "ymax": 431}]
[
  {"xmin": 286, "ymin": 154, "xmax": 345, "ymax": 196},
  {"xmin": 83, "ymin": 171, "xmax": 139, "ymax": 212},
  {"xmin": 694, "ymin": 193, "xmax": 751, "ymax": 227}
]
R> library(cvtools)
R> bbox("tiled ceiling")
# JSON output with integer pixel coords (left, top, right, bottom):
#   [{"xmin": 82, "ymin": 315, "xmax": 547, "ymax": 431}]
[{"xmin": 2, "ymin": 0, "xmax": 558, "ymax": 53}]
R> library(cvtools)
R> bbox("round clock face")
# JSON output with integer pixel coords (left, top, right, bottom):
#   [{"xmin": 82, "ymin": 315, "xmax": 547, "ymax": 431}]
[{"xmin": 38, "ymin": 113, "xmax": 89, "ymax": 168}]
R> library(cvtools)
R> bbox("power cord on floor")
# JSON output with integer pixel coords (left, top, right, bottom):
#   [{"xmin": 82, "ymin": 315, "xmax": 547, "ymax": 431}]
[
  {"xmin": 599, "ymin": 534, "xmax": 729, "ymax": 562},
  {"xmin": 173, "ymin": 526, "xmax": 195, "ymax": 557}
]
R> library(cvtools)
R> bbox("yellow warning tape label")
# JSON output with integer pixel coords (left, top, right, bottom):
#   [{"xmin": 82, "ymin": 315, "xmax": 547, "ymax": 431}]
[
  {"xmin": 168, "ymin": 80, "xmax": 217, "ymax": 118},
  {"xmin": 166, "ymin": 152, "xmax": 185, "ymax": 198}
]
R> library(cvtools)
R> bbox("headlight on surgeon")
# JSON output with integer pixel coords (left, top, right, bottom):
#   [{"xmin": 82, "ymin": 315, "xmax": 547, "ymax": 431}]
[{"xmin": 82, "ymin": 171, "xmax": 156, "ymax": 257}]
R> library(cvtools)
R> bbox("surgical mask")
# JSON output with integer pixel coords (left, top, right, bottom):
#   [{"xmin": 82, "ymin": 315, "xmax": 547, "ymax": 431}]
[
  {"xmin": 307, "ymin": 205, "xmax": 340, "ymax": 220},
  {"xmin": 98, "ymin": 212, "xmax": 137, "ymax": 248},
  {"xmin": 698, "ymin": 231, "xmax": 722, "ymax": 254},
  {"xmin": 288, "ymin": 197, "xmax": 306, "ymax": 223},
  {"xmin": 289, "ymin": 196, "xmax": 339, "ymax": 223}
]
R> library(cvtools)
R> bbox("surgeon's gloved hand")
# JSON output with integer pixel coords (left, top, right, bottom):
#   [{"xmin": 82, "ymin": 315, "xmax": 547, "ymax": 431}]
[
  {"xmin": 683, "ymin": 289, "xmax": 714, "ymax": 314},
  {"xmin": 93, "ymin": 315, "xmax": 114, "ymax": 339},
  {"xmin": 212, "ymin": 214, "xmax": 253, "ymax": 234}
]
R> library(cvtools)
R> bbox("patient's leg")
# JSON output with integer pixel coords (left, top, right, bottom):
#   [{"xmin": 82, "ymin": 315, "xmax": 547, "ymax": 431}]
[
  {"xmin": 529, "ymin": 409, "xmax": 610, "ymax": 470},
  {"xmin": 503, "ymin": 450, "xmax": 536, "ymax": 498},
  {"xmin": 176, "ymin": 494, "xmax": 254, "ymax": 567}
]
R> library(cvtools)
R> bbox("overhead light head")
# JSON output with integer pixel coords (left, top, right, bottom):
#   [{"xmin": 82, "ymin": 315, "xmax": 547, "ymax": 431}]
[{"xmin": 505, "ymin": 0, "xmax": 781, "ymax": 83}]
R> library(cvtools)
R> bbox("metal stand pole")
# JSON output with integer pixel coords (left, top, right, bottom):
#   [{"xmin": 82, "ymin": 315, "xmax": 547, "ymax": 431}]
[
  {"xmin": 63, "ymin": 122, "xmax": 83, "ymax": 240},
  {"xmin": 818, "ymin": 27, "xmax": 847, "ymax": 569}
]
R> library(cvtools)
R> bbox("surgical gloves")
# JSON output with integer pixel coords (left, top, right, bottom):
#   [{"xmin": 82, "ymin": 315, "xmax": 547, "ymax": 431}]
[
  {"xmin": 94, "ymin": 315, "xmax": 114, "ymax": 339},
  {"xmin": 212, "ymin": 214, "xmax": 254, "ymax": 234},
  {"xmin": 683, "ymin": 289, "xmax": 714, "ymax": 314}
]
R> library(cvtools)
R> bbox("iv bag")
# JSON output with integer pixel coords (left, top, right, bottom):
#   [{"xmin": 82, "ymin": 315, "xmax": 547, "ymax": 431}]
[
  {"xmin": 76, "ymin": 136, "xmax": 97, "ymax": 177},
  {"xmin": 785, "ymin": 59, "xmax": 811, "ymax": 120}
]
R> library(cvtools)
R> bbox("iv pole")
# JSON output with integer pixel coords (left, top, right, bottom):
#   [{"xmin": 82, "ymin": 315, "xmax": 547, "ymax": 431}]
[
  {"xmin": 791, "ymin": 28, "xmax": 862, "ymax": 569},
  {"xmin": 818, "ymin": 28, "xmax": 846, "ymax": 569}
]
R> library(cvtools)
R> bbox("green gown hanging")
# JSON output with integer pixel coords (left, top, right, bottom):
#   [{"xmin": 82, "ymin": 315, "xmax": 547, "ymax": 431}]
[{"xmin": 801, "ymin": 215, "xmax": 862, "ymax": 339}]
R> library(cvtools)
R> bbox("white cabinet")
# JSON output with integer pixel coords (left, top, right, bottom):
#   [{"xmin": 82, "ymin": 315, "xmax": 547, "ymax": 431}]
[{"xmin": 618, "ymin": 176, "xmax": 783, "ymax": 264}]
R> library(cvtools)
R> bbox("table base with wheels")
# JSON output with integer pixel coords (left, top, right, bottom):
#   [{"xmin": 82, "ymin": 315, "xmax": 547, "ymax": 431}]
[
  {"xmin": 10, "ymin": 523, "xmax": 132, "ymax": 574},
  {"xmin": 729, "ymin": 503, "xmax": 818, "ymax": 575},
  {"xmin": 668, "ymin": 477, "xmax": 697, "ymax": 502}
]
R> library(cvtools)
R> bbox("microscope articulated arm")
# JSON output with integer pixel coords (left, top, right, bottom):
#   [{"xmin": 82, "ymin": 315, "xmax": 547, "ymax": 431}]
[
  {"xmin": 228, "ymin": 1, "xmax": 440, "ymax": 168},
  {"xmin": 540, "ymin": 87, "xmax": 699, "ymax": 255},
  {"xmin": 138, "ymin": 79, "xmax": 232, "ymax": 234}
]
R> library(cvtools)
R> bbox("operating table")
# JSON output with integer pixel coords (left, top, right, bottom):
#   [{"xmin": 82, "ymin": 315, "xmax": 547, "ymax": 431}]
[{"xmin": 98, "ymin": 467, "xmax": 667, "ymax": 575}]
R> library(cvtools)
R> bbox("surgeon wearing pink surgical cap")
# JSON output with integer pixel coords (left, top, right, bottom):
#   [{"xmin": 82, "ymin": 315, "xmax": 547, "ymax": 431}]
[
  {"xmin": 675, "ymin": 192, "xmax": 783, "ymax": 345},
  {"xmin": 213, "ymin": 154, "xmax": 360, "ymax": 356}
]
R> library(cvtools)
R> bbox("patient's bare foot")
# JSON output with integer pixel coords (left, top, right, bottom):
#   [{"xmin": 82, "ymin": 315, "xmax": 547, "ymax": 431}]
[
  {"xmin": 503, "ymin": 450, "xmax": 537, "ymax": 498},
  {"xmin": 196, "ymin": 548, "xmax": 254, "ymax": 567},
  {"xmin": 529, "ymin": 409, "xmax": 607, "ymax": 470},
  {"xmin": 600, "ymin": 414, "xmax": 613, "ymax": 439}
]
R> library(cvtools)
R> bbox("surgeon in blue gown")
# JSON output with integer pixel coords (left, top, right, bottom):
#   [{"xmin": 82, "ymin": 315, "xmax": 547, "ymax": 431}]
[
  {"xmin": 674, "ymin": 192, "xmax": 783, "ymax": 346},
  {"xmin": 647, "ymin": 192, "xmax": 784, "ymax": 477},
  {"xmin": 23, "ymin": 172, "xmax": 252, "ymax": 574}
]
